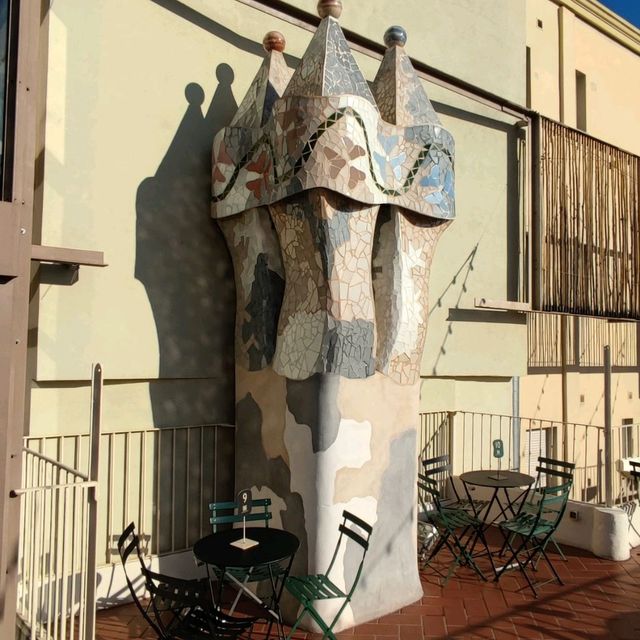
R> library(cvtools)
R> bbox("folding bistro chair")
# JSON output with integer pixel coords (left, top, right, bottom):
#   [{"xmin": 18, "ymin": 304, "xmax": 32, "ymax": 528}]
[
  {"xmin": 495, "ymin": 478, "xmax": 573, "ymax": 597},
  {"xmin": 285, "ymin": 511, "xmax": 372, "ymax": 640},
  {"xmin": 528, "ymin": 457, "xmax": 575, "ymax": 563},
  {"xmin": 422, "ymin": 454, "xmax": 489, "ymax": 517},
  {"xmin": 118, "ymin": 523, "xmax": 255, "ymax": 639},
  {"xmin": 208, "ymin": 498, "xmax": 279, "ymax": 616},
  {"xmin": 417, "ymin": 473, "xmax": 493, "ymax": 584}
]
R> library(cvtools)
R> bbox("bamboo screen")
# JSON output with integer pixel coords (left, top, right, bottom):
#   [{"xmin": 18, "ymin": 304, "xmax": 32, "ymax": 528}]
[
  {"xmin": 527, "ymin": 312, "xmax": 637, "ymax": 368},
  {"xmin": 540, "ymin": 118, "xmax": 640, "ymax": 318}
]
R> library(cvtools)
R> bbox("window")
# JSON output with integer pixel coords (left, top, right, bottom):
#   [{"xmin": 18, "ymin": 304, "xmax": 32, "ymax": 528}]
[
  {"xmin": 621, "ymin": 418, "xmax": 635, "ymax": 459},
  {"xmin": 575, "ymin": 70, "xmax": 587, "ymax": 132},
  {"xmin": 524, "ymin": 427, "xmax": 550, "ymax": 483},
  {"xmin": 0, "ymin": 0, "xmax": 18, "ymax": 200}
]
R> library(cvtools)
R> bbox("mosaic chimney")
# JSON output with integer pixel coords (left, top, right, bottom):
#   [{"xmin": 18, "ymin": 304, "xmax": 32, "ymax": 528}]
[{"xmin": 210, "ymin": 0, "xmax": 455, "ymax": 628}]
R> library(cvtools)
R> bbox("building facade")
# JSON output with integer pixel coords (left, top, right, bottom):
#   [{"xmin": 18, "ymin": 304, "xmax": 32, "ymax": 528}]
[{"xmin": 1, "ymin": 0, "xmax": 638, "ymax": 637}]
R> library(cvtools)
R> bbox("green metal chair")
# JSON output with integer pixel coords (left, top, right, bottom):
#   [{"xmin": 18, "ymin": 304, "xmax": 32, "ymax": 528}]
[
  {"xmin": 422, "ymin": 454, "xmax": 489, "ymax": 517},
  {"xmin": 417, "ymin": 473, "xmax": 493, "ymax": 584},
  {"xmin": 495, "ymin": 477, "xmax": 573, "ymax": 597},
  {"xmin": 208, "ymin": 498, "xmax": 276, "ymax": 614},
  {"xmin": 285, "ymin": 510, "xmax": 372, "ymax": 640},
  {"xmin": 118, "ymin": 522, "xmax": 255, "ymax": 639},
  {"xmin": 519, "ymin": 457, "xmax": 575, "ymax": 565}
]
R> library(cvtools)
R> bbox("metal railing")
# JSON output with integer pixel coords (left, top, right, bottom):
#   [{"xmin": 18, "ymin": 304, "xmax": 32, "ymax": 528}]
[
  {"xmin": 419, "ymin": 410, "xmax": 639, "ymax": 506},
  {"xmin": 25, "ymin": 423, "xmax": 235, "ymax": 566},
  {"xmin": 15, "ymin": 449, "xmax": 97, "ymax": 640},
  {"xmin": 14, "ymin": 364, "xmax": 102, "ymax": 640}
]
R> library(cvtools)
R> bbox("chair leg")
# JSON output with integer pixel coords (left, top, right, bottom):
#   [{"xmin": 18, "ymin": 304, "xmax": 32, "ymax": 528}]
[
  {"xmin": 538, "ymin": 542, "xmax": 564, "ymax": 586},
  {"xmin": 422, "ymin": 529, "xmax": 450, "ymax": 566},
  {"xmin": 549, "ymin": 536, "xmax": 567, "ymax": 561},
  {"xmin": 325, "ymin": 598, "xmax": 352, "ymax": 640},
  {"xmin": 305, "ymin": 605, "xmax": 336, "ymax": 640},
  {"xmin": 286, "ymin": 607, "xmax": 308, "ymax": 640},
  {"xmin": 447, "ymin": 527, "xmax": 487, "ymax": 582},
  {"xmin": 473, "ymin": 527, "xmax": 497, "ymax": 579}
]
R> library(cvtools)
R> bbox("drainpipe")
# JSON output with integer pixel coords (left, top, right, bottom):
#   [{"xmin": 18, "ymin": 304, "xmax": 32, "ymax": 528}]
[
  {"xmin": 561, "ymin": 315, "xmax": 569, "ymax": 461},
  {"xmin": 604, "ymin": 345, "xmax": 613, "ymax": 508},
  {"xmin": 512, "ymin": 376, "xmax": 520, "ymax": 471}
]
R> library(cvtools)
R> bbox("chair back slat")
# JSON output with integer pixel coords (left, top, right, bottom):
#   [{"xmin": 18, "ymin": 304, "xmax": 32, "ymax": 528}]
[
  {"xmin": 343, "ymin": 510, "xmax": 373, "ymax": 535},
  {"xmin": 328, "ymin": 512, "xmax": 373, "ymax": 601},
  {"xmin": 423, "ymin": 464, "xmax": 451, "ymax": 476},
  {"xmin": 209, "ymin": 497, "xmax": 272, "ymax": 532},
  {"xmin": 423, "ymin": 454, "xmax": 450, "ymax": 467},
  {"xmin": 422, "ymin": 454, "xmax": 461, "ymax": 502},
  {"xmin": 538, "ymin": 456, "xmax": 576, "ymax": 470},
  {"xmin": 535, "ymin": 465, "xmax": 574, "ymax": 481},
  {"xmin": 418, "ymin": 473, "xmax": 440, "ymax": 500},
  {"xmin": 535, "ymin": 480, "xmax": 573, "ymax": 526},
  {"xmin": 339, "ymin": 523, "xmax": 370, "ymax": 550},
  {"xmin": 210, "ymin": 512, "xmax": 273, "ymax": 526}
]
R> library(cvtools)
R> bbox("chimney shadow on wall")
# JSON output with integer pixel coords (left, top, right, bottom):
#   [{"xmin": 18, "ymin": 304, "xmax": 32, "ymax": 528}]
[{"xmin": 134, "ymin": 66, "xmax": 239, "ymax": 552}]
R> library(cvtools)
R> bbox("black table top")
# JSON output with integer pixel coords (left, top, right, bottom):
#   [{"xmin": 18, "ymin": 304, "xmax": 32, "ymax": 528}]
[
  {"xmin": 459, "ymin": 469, "xmax": 535, "ymax": 489},
  {"xmin": 193, "ymin": 527, "xmax": 300, "ymax": 569}
]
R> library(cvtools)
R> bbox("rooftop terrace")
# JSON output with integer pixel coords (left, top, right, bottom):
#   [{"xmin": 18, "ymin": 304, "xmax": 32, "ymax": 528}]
[{"xmin": 95, "ymin": 532, "xmax": 640, "ymax": 640}]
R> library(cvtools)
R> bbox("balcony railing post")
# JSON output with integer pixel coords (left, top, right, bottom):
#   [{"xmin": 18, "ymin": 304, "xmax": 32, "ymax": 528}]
[
  {"xmin": 531, "ymin": 113, "xmax": 542, "ymax": 310},
  {"xmin": 604, "ymin": 346, "xmax": 613, "ymax": 508},
  {"xmin": 447, "ymin": 411, "xmax": 456, "ymax": 473},
  {"xmin": 85, "ymin": 363, "xmax": 102, "ymax": 640}
]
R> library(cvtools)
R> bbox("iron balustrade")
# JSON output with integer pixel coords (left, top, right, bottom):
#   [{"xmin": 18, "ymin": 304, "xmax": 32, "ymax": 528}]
[
  {"xmin": 24, "ymin": 423, "xmax": 235, "ymax": 566},
  {"xmin": 419, "ymin": 411, "xmax": 639, "ymax": 506},
  {"xmin": 14, "ymin": 448, "xmax": 97, "ymax": 640}
]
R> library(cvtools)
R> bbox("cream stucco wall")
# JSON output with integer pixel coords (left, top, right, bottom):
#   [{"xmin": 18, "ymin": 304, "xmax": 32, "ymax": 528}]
[
  {"xmin": 31, "ymin": 0, "xmax": 530, "ymax": 436},
  {"xmin": 527, "ymin": 0, "xmax": 640, "ymax": 151},
  {"xmin": 520, "ymin": 370, "xmax": 640, "ymax": 426}
]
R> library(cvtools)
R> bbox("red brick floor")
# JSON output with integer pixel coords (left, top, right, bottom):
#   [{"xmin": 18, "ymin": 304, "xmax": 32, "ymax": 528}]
[{"xmin": 96, "ymin": 532, "xmax": 640, "ymax": 640}]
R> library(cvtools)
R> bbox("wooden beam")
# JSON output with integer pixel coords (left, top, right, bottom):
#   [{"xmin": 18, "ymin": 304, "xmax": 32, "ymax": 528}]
[
  {"xmin": 31, "ymin": 244, "xmax": 106, "ymax": 267},
  {"xmin": 474, "ymin": 297, "xmax": 532, "ymax": 312}
]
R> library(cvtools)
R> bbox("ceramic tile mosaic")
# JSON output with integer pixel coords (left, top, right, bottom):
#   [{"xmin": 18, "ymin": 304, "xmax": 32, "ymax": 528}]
[
  {"xmin": 211, "ymin": 18, "xmax": 454, "ymax": 222},
  {"xmin": 284, "ymin": 17, "xmax": 377, "ymax": 106},
  {"xmin": 218, "ymin": 209, "xmax": 284, "ymax": 370},
  {"xmin": 215, "ymin": 43, "xmax": 291, "ymax": 371},
  {"xmin": 373, "ymin": 207, "xmax": 447, "ymax": 384},
  {"xmin": 231, "ymin": 46, "xmax": 293, "ymax": 129},
  {"xmin": 370, "ymin": 27, "xmax": 451, "ymax": 384},
  {"xmin": 270, "ymin": 188, "xmax": 377, "ymax": 379},
  {"xmin": 372, "ymin": 39, "xmax": 441, "ymax": 128}
]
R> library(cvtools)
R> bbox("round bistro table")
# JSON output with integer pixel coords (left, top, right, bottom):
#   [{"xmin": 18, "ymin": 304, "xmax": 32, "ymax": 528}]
[
  {"xmin": 459, "ymin": 469, "xmax": 535, "ymax": 522},
  {"xmin": 193, "ymin": 527, "xmax": 299, "ymax": 639},
  {"xmin": 459, "ymin": 469, "xmax": 535, "ymax": 578}
]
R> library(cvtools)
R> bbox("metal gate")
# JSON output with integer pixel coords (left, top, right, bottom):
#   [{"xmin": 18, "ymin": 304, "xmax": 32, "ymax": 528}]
[{"xmin": 14, "ymin": 365, "xmax": 102, "ymax": 640}]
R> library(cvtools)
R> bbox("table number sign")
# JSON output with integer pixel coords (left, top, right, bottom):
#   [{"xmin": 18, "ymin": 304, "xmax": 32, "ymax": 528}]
[
  {"xmin": 230, "ymin": 488, "xmax": 259, "ymax": 549},
  {"xmin": 489, "ymin": 439, "xmax": 504, "ymax": 480}
]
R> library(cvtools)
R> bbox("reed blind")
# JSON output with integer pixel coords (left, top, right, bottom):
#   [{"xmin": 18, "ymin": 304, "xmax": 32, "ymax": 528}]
[{"xmin": 539, "ymin": 118, "xmax": 640, "ymax": 318}]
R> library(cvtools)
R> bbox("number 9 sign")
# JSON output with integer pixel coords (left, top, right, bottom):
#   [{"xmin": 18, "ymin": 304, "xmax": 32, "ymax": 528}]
[
  {"xmin": 492, "ymin": 439, "xmax": 504, "ymax": 459},
  {"xmin": 237, "ymin": 489, "xmax": 253, "ymax": 516}
]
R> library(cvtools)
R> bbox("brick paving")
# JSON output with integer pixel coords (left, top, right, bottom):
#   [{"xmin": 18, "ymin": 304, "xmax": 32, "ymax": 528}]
[{"xmin": 96, "ymin": 531, "xmax": 640, "ymax": 640}]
